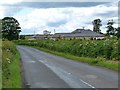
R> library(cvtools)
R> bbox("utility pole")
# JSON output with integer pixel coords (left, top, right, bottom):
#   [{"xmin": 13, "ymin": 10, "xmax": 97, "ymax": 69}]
[
  {"xmin": 82, "ymin": 26, "xmax": 85, "ymax": 30},
  {"xmin": 34, "ymin": 30, "xmax": 35, "ymax": 35},
  {"xmin": 54, "ymin": 29, "xmax": 56, "ymax": 34}
]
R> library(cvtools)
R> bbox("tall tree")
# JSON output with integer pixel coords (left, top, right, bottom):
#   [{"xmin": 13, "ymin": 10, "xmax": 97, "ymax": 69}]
[
  {"xmin": 2, "ymin": 17, "xmax": 21, "ymax": 40},
  {"xmin": 106, "ymin": 19, "xmax": 115, "ymax": 36},
  {"xmin": 92, "ymin": 19, "xmax": 102, "ymax": 33}
]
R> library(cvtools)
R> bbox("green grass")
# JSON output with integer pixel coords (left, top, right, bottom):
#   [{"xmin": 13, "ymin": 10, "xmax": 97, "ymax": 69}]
[
  {"xmin": 32, "ymin": 46, "xmax": 118, "ymax": 71},
  {"xmin": 2, "ymin": 41, "xmax": 22, "ymax": 88},
  {"xmin": 0, "ymin": 39, "xmax": 2, "ymax": 89},
  {"xmin": 9, "ymin": 52, "xmax": 21, "ymax": 88}
]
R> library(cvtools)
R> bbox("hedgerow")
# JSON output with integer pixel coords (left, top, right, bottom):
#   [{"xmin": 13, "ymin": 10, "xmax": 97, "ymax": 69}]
[{"xmin": 14, "ymin": 38, "xmax": 119, "ymax": 61}]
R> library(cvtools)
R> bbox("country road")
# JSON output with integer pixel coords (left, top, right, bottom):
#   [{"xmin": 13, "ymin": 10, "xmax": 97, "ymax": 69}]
[{"xmin": 17, "ymin": 46, "xmax": 118, "ymax": 88}]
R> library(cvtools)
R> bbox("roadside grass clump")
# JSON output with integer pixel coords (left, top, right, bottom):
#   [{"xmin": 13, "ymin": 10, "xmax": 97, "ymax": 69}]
[
  {"xmin": 14, "ymin": 38, "xmax": 119, "ymax": 71},
  {"xmin": 2, "ymin": 41, "xmax": 22, "ymax": 88}
]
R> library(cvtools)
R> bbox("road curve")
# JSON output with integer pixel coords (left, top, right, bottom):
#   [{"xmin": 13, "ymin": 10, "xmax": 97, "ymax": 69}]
[{"xmin": 17, "ymin": 46, "xmax": 118, "ymax": 88}]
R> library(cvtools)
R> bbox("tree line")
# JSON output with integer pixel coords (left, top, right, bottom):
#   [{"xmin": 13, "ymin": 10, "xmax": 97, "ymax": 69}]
[
  {"xmin": 1, "ymin": 17, "xmax": 120, "ymax": 40},
  {"xmin": 92, "ymin": 19, "xmax": 120, "ymax": 38}
]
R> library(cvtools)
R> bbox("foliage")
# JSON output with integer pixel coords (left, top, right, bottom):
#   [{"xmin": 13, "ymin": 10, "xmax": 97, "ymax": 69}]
[
  {"xmin": 106, "ymin": 19, "xmax": 116, "ymax": 36},
  {"xmin": 20, "ymin": 35, "xmax": 25, "ymax": 40},
  {"xmin": 2, "ymin": 17, "xmax": 21, "ymax": 40},
  {"xmin": 0, "ymin": 19, "xmax": 2, "ymax": 39},
  {"xmin": 92, "ymin": 19, "xmax": 102, "ymax": 33},
  {"xmin": 2, "ymin": 41, "xmax": 21, "ymax": 88},
  {"xmin": 116, "ymin": 27, "xmax": 120, "ymax": 39},
  {"xmin": 15, "ymin": 38, "xmax": 119, "ymax": 61}
]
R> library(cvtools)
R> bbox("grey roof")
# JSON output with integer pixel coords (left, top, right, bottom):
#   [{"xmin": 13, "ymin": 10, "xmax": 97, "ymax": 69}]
[
  {"xmin": 32, "ymin": 34, "xmax": 54, "ymax": 38},
  {"xmin": 72, "ymin": 29, "xmax": 85, "ymax": 33},
  {"xmin": 54, "ymin": 29, "xmax": 104, "ymax": 37},
  {"xmin": 32, "ymin": 34, "xmax": 44, "ymax": 38}
]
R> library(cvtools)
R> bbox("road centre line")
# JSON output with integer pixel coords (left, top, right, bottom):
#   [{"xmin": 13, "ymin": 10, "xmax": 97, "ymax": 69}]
[{"xmin": 79, "ymin": 79, "xmax": 96, "ymax": 89}]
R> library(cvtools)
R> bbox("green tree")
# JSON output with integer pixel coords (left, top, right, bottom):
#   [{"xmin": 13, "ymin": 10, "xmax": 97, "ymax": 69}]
[
  {"xmin": 0, "ymin": 19, "xmax": 2, "ymax": 39},
  {"xmin": 2, "ymin": 17, "xmax": 21, "ymax": 40},
  {"xmin": 106, "ymin": 19, "xmax": 115, "ymax": 36},
  {"xmin": 115, "ymin": 27, "xmax": 120, "ymax": 39},
  {"xmin": 92, "ymin": 19, "xmax": 102, "ymax": 33}
]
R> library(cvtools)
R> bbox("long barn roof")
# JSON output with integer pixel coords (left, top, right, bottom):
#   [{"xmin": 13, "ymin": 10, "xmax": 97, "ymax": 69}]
[{"xmin": 54, "ymin": 29, "xmax": 104, "ymax": 37}]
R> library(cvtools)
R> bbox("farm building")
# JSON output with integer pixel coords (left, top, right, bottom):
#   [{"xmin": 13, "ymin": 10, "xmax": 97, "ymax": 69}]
[
  {"xmin": 28, "ymin": 28, "xmax": 104, "ymax": 40},
  {"xmin": 54, "ymin": 29, "xmax": 104, "ymax": 40}
]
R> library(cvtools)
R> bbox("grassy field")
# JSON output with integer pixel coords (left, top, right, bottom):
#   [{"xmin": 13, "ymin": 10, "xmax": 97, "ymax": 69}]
[
  {"xmin": 2, "ymin": 41, "xmax": 22, "ymax": 88},
  {"xmin": 14, "ymin": 38, "xmax": 119, "ymax": 71}
]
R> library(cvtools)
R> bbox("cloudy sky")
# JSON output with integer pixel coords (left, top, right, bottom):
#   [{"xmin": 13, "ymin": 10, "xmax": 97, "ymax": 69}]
[{"xmin": 0, "ymin": 0, "xmax": 119, "ymax": 35}]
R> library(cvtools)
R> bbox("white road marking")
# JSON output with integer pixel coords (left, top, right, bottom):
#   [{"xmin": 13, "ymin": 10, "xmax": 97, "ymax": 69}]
[
  {"xmin": 25, "ymin": 60, "xmax": 36, "ymax": 63},
  {"xmin": 38, "ymin": 59, "xmax": 96, "ymax": 88},
  {"xmin": 39, "ymin": 60, "xmax": 44, "ymax": 62},
  {"xmin": 79, "ymin": 79, "xmax": 96, "ymax": 88}
]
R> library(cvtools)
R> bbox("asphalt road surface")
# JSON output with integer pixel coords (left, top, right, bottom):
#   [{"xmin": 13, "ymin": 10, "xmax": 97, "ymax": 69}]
[{"xmin": 17, "ymin": 46, "xmax": 118, "ymax": 88}]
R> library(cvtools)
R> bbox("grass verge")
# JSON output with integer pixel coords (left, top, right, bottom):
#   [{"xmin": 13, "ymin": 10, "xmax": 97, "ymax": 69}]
[
  {"xmin": 9, "ymin": 52, "xmax": 21, "ymax": 88},
  {"xmin": 2, "ymin": 41, "xmax": 22, "ymax": 88},
  {"xmin": 0, "ymin": 39, "xmax": 2, "ymax": 89},
  {"xmin": 32, "ymin": 46, "xmax": 118, "ymax": 71}
]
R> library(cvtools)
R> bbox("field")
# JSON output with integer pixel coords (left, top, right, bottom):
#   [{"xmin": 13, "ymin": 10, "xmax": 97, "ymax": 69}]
[
  {"xmin": 2, "ymin": 41, "xmax": 22, "ymax": 88},
  {"xmin": 14, "ymin": 37, "xmax": 119, "ymax": 71}
]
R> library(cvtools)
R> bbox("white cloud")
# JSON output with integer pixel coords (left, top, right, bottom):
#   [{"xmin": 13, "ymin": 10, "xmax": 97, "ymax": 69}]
[
  {"xmin": 0, "ymin": 0, "xmax": 23, "ymax": 5},
  {"xmin": 0, "ymin": 0, "xmax": 24, "ymax": 19},
  {"xmin": 107, "ymin": 17, "xmax": 118, "ymax": 21},
  {"xmin": 1, "ymin": 1, "xmax": 118, "ymax": 34},
  {"xmin": 0, "ymin": 6, "xmax": 5, "ymax": 19}
]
